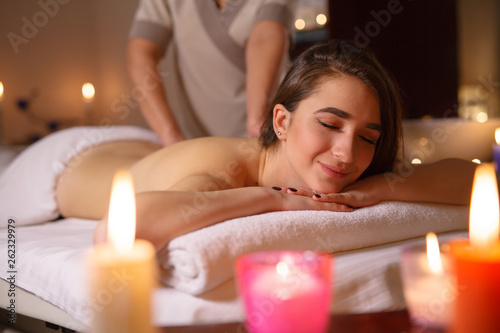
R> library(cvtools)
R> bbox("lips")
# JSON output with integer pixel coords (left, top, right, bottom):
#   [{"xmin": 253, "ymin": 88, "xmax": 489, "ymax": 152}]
[{"xmin": 318, "ymin": 161, "xmax": 350, "ymax": 179}]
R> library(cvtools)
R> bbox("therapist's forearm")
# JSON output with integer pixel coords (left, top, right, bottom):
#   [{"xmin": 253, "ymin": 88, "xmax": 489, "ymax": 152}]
[
  {"xmin": 127, "ymin": 40, "xmax": 185, "ymax": 146},
  {"xmin": 246, "ymin": 21, "xmax": 288, "ymax": 137}
]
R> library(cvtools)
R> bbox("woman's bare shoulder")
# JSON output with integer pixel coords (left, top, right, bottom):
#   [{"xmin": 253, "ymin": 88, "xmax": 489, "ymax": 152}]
[
  {"xmin": 131, "ymin": 137, "xmax": 263, "ymax": 191},
  {"xmin": 156, "ymin": 136, "xmax": 261, "ymax": 162}
]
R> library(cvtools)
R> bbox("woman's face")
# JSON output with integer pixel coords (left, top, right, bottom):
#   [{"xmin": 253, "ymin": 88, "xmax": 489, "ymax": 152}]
[{"xmin": 279, "ymin": 75, "xmax": 381, "ymax": 193}]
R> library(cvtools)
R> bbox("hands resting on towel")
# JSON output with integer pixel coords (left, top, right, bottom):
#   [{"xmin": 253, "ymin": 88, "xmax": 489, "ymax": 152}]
[{"xmin": 272, "ymin": 158, "xmax": 475, "ymax": 209}]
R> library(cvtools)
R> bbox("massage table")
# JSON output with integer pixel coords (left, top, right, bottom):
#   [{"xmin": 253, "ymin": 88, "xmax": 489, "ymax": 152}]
[{"xmin": 0, "ymin": 127, "xmax": 469, "ymax": 332}]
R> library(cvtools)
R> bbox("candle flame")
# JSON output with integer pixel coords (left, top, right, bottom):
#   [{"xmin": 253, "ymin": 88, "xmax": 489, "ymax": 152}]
[
  {"xmin": 0, "ymin": 82, "xmax": 4, "ymax": 99},
  {"xmin": 276, "ymin": 261, "xmax": 290, "ymax": 277},
  {"xmin": 107, "ymin": 170, "xmax": 136, "ymax": 254},
  {"xmin": 469, "ymin": 163, "xmax": 500, "ymax": 251},
  {"xmin": 496, "ymin": 128, "xmax": 500, "ymax": 145},
  {"xmin": 426, "ymin": 232, "xmax": 443, "ymax": 274},
  {"xmin": 82, "ymin": 82, "xmax": 95, "ymax": 100}
]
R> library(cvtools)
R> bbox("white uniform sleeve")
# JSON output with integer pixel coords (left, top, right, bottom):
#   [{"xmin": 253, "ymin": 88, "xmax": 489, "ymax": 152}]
[
  {"xmin": 256, "ymin": 0, "xmax": 298, "ymax": 31},
  {"xmin": 129, "ymin": 0, "xmax": 173, "ymax": 49}
]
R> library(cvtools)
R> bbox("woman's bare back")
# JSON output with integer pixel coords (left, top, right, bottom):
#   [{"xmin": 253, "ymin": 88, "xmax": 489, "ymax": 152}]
[
  {"xmin": 130, "ymin": 137, "xmax": 263, "ymax": 192},
  {"xmin": 56, "ymin": 137, "xmax": 263, "ymax": 220},
  {"xmin": 56, "ymin": 141, "xmax": 161, "ymax": 220}
]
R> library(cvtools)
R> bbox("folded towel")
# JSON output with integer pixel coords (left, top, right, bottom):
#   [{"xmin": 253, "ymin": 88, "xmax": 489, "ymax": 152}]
[
  {"xmin": 157, "ymin": 202, "xmax": 468, "ymax": 295},
  {"xmin": 0, "ymin": 126, "xmax": 161, "ymax": 228}
]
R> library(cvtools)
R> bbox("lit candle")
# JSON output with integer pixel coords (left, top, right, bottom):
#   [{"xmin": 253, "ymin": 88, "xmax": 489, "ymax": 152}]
[
  {"xmin": 87, "ymin": 170, "xmax": 157, "ymax": 333},
  {"xmin": 400, "ymin": 232, "xmax": 453, "ymax": 329},
  {"xmin": 82, "ymin": 82, "xmax": 95, "ymax": 125},
  {"xmin": 426, "ymin": 233, "xmax": 443, "ymax": 274},
  {"xmin": 492, "ymin": 128, "xmax": 500, "ymax": 172},
  {"xmin": 236, "ymin": 251, "xmax": 332, "ymax": 333},
  {"xmin": 448, "ymin": 163, "xmax": 500, "ymax": 333}
]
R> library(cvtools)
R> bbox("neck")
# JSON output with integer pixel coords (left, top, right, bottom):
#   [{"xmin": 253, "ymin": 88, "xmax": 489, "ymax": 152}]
[{"xmin": 258, "ymin": 143, "xmax": 295, "ymax": 188}]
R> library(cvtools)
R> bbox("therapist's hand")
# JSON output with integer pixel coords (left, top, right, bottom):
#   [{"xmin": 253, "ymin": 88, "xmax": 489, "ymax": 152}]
[
  {"xmin": 159, "ymin": 127, "xmax": 186, "ymax": 147},
  {"xmin": 246, "ymin": 117, "xmax": 263, "ymax": 138}
]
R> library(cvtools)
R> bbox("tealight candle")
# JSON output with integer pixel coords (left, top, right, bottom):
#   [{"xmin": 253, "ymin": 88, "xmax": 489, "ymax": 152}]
[
  {"xmin": 400, "ymin": 232, "xmax": 454, "ymax": 329},
  {"xmin": 236, "ymin": 251, "xmax": 332, "ymax": 333},
  {"xmin": 448, "ymin": 163, "xmax": 500, "ymax": 333},
  {"xmin": 86, "ymin": 170, "xmax": 157, "ymax": 333},
  {"xmin": 82, "ymin": 82, "xmax": 95, "ymax": 125}
]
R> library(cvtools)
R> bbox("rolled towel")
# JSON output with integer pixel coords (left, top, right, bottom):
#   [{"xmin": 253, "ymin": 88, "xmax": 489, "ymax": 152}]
[
  {"xmin": 157, "ymin": 202, "xmax": 468, "ymax": 295},
  {"xmin": 0, "ymin": 126, "xmax": 161, "ymax": 228}
]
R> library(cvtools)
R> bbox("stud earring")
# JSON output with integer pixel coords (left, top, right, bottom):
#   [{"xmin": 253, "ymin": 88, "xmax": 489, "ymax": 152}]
[{"xmin": 276, "ymin": 131, "xmax": 281, "ymax": 136}]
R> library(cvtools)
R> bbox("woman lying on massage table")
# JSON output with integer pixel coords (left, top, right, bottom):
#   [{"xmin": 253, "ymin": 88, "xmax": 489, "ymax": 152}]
[{"xmin": 55, "ymin": 40, "xmax": 477, "ymax": 250}]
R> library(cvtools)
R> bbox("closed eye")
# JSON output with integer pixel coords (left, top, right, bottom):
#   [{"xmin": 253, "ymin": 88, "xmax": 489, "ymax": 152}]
[
  {"xmin": 360, "ymin": 136, "xmax": 377, "ymax": 145},
  {"xmin": 318, "ymin": 119, "xmax": 378, "ymax": 145},
  {"xmin": 317, "ymin": 119, "xmax": 339, "ymax": 130}
]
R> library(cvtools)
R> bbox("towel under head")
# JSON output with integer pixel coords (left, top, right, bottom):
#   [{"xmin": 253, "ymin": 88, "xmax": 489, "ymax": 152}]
[{"xmin": 157, "ymin": 202, "xmax": 468, "ymax": 295}]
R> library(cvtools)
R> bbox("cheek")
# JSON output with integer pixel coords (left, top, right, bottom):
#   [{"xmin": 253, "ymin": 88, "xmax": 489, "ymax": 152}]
[
  {"xmin": 285, "ymin": 126, "xmax": 326, "ymax": 171},
  {"xmin": 298, "ymin": 133, "xmax": 330, "ymax": 166},
  {"xmin": 288, "ymin": 122, "xmax": 323, "ymax": 153},
  {"xmin": 287, "ymin": 135, "xmax": 315, "ymax": 167}
]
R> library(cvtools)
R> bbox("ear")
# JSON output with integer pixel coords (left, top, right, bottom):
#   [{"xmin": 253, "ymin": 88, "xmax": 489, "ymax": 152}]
[{"xmin": 273, "ymin": 104, "xmax": 291, "ymax": 140}]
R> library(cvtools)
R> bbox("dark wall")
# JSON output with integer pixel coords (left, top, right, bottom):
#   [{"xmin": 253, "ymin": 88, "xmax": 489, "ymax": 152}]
[{"xmin": 323, "ymin": 0, "xmax": 459, "ymax": 119}]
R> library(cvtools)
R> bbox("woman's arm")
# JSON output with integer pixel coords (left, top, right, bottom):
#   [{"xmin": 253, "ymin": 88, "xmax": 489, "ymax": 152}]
[
  {"xmin": 245, "ymin": 20, "xmax": 288, "ymax": 137},
  {"xmin": 280, "ymin": 158, "xmax": 478, "ymax": 208},
  {"xmin": 134, "ymin": 187, "xmax": 279, "ymax": 249},
  {"xmin": 323, "ymin": 158, "xmax": 478, "ymax": 207},
  {"xmin": 94, "ymin": 174, "xmax": 352, "ymax": 249},
  {"xmin": 134, "ymin": 188, "xmax": 353, "ymax": 250},
  {"xmin": 127, "ymin": 38, "xmax": 185, "ymax": 146}
]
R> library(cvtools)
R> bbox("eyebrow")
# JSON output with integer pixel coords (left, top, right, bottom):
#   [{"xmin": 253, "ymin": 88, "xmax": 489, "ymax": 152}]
[{"xmin": 314, "ymin": 107, "xmax": 382, "ymax": 132}]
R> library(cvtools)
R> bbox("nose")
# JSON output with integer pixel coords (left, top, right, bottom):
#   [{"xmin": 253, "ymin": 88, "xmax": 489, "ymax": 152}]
[{"xmin": 331, "ymin": 133, "xmax": 355, "ymax": 163}]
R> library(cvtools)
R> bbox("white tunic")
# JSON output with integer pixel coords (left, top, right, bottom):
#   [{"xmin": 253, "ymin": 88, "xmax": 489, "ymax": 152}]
[{"xmin": 130, "ymin": 0, "xmax": 297, "ymax": 138}]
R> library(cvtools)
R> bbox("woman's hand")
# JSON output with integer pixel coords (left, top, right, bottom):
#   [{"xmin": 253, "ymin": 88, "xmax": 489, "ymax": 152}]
[
  {"xmin": 327, "ymin": 175, "xmax": 386, "ymax": 208},
  {"xmin": 271, "ymin": 187, "xmax": 353, "ymax": 212},
  {"xmin": 274, "ymin": 174, "xmax": 389, "ymax": 209}
]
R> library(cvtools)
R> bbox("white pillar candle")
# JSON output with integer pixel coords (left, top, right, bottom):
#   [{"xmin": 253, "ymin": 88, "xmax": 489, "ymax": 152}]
[{"xmin": 86, "ymin": 170, "xmax": 157, "ymax": 333}]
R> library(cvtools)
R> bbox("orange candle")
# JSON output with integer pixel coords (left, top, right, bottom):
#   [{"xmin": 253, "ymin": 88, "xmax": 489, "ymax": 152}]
[
  {"xmin": 449, "ymin": 163, "xmax": 500, "ymax": 333},
  {"xmin": 87, "ymin": 170, "xmax": 157, "ymax": 333}
]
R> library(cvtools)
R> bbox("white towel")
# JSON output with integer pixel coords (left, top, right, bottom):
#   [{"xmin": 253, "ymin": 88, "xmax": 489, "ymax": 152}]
[
  {"xmin": 157, "ymin": 202, "xmax": 468, "ymax": 295},
  {"xmin": 0, "ymin": 126, "xmax": 161, "ymax": 228}
]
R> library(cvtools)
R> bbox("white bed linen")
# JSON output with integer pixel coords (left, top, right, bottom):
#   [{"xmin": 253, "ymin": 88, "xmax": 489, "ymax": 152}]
[
  {"xmin": 0, "ymin": 126, "xmax": 161, "ymax": 228},
  {"xmin": 0, "ymin": 217, "xmax": 468, "ymax": 329},
  {"xmin": 0, "ymin": 145, "xmax": 25, "ymax": 174}
]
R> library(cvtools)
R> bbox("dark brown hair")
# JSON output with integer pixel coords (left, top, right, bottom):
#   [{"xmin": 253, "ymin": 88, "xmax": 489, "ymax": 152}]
[{"xmin": 259, "ymin": 39, "xmax": 404, "ymax": 178}]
